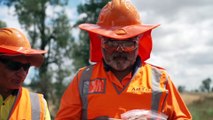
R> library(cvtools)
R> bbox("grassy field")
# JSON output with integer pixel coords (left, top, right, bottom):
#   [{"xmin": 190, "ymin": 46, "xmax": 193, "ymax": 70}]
[{"xmin": 181, "ymin": 92, "xmax": 213, "ymax": 120}]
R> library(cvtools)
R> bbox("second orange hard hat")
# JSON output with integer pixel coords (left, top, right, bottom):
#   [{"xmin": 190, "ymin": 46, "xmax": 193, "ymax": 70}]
[
  {"xmin": 0, "ymin": 28, "xmax": 47, "ymax": 67},
  {"xmin": 79, "ymin": 0, "xmax": 159, "ymax": 40},
  {"xmin": 79, "ymin": 0, "xmax": 160, "ymax": 62}
]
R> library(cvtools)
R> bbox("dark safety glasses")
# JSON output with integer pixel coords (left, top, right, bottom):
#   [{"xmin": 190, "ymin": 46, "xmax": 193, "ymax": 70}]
[
  {"xmin": 101, "ymin": 36, "xmax": 140, "ymax": 52},
  {"xmin": 0, "ymin": 57, "xmax": 31, "ymax": 71}
]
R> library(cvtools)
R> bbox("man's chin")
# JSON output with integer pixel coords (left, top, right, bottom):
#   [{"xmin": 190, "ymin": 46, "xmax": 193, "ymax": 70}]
[
  {"xmin": 106, "ymin": 60, "xmax": 130, "ymax": 71},
  {"xmin": 111, "ymin": 65, "xmax": 128, "ymax": 71}
]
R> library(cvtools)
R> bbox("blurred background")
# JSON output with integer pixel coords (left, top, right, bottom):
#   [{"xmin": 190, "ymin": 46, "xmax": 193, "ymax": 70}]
[{"xmin": 0, "ymin": 0, "xmax": 213, "ymax": 119}]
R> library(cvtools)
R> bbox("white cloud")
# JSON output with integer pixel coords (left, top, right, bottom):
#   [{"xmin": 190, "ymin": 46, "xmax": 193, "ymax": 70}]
[
  {"xmin": 136, "ymin": 0, "xmax": 213, "ymax": 90},
  {"xmin": 45, "ymin": 4, "xmax": 77, "ymax": 26},
  {"xmin": 0, "ymin": 6, "xmax": 21, "ymax": 29}
]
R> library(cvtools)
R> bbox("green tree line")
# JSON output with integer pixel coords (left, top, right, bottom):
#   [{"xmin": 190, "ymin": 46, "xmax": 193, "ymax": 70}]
[{"xmin": 178, "ymin": 78, "xmax": 213, "ymax": 93}]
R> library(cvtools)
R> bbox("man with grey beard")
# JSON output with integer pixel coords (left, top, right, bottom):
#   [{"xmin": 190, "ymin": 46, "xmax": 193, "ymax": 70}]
[{"xmin": 56, "ymin": 0, "xmax": 192, "ymax": 119}]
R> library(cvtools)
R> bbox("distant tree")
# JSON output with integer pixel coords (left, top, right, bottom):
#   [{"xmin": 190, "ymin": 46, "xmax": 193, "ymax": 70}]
[
  {"xmin": 200, "ymin": 78, "xmax": 212, "ymax": 92},
  {"xmin": 178, "ymin": 85, "xmax": 185, "ymax": 93},
  {"xmin": 194, "ymin": 89, "xmax": 199, "ymax": 93},
  {"xmin": 0, "ymin": 20, "xmax": 7, "ymax": 28},
  {"xmin": 1, "ymin": 0, "xmax": 73, "ymax": 116},
  {"xmin": 71, "ymin": 0, "xmax": 110, "ymax": 70}
]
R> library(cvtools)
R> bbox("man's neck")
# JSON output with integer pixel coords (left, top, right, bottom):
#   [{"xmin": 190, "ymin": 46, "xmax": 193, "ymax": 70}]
[
  {"xmin": 111, "ymin": 66, "xmax": 133, "ymax": 81},
  {"xmin": 0, "ymin": 89, "xmax": 16, "ymax": 100}
]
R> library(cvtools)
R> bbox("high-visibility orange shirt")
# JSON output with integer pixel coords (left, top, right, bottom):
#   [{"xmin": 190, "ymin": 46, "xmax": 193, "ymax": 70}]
[
  {"xmin": 56, "ymin": 61, "xmax": 192, "ymax": 120},
  {"xmin": 107, "ymin": 71, "xmax": 132, "ymax": 92}
]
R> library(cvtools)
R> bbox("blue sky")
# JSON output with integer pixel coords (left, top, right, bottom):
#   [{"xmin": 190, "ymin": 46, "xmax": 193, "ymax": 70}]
[
  {"xmin": 1, "ymin": 0, "xmax": 213, "ymax": 90},
  {"xmin": 69, "ymin": 1, "xmax": 80, "ymax": 7}
]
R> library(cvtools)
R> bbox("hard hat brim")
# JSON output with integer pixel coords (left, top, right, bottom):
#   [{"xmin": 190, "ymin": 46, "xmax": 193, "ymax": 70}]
[
  {"xmin": 79, "ymin": 23, "xmax": 160, "ymax": 40},
  {"xmin": 0, "ymin": 45, "xmax": 47, "ymax": 67},
  {"xmin": 79, "ymin": 23, "xmax": 160, "ymax": 62}
]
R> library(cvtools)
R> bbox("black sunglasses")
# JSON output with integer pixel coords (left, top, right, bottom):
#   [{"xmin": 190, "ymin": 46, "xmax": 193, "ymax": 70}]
[{"xmin": 0, "ymin": 57, "xmax": 31, "ymax": 71}]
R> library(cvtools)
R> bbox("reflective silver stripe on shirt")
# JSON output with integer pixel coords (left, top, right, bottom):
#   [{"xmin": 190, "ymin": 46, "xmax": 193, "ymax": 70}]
[
  {"xmin": 151, "ymin": 67, "xmax": 168, "ymax": 112},
  {"xmin": 79, "ymin": 65, "xmax": 94, "ymax": 120},
  {"xmin": 30, "ymin": 92, "xmax": 41, "ymax": 120}
]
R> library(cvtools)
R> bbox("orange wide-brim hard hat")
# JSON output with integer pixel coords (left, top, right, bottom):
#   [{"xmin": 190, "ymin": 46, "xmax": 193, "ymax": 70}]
[
  {"xmin": 79, "ymin": 0, "xmax": 160, "ymax": 62},
  {"xmin": 0, "ymin": 28, "xmax": 47, "ymax": 67}
]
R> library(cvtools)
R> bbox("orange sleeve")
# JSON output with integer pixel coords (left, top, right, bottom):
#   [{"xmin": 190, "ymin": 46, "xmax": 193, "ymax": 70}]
[
  {"xmin": 55, "ymin": 70, "xmax": 83, "ymax": 120},
  {"xmin": 162, "ymin": 78, "xmax": 192, "ymax": 120}
]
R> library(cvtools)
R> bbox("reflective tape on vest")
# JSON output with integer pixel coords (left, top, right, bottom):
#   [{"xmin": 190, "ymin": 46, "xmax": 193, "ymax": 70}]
[
  {"xmin": 30, "ymin": 92, "xmax": 41, "ymax": 120},
  {"xmin": 79, "ymin": 65, "xmax": 94, "ymax": 120},
  {"xmin": 151, "ymin": 67, "xmax": 168, "ymax": 112}
]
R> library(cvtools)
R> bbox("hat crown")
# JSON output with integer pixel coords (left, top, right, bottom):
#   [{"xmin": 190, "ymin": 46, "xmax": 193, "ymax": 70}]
[
  {"xmin": 97, "ymin": 0, "xmax": 141, "ymax": 27},
  {"xmin": 0, "ymin": 28, "xmax": 31, "ymax": 49}
]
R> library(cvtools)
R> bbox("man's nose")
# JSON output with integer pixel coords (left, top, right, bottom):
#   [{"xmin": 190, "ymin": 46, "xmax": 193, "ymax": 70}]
[{"xmin": 115, "ymin": 44, "xmax": 125, "ymax": 52}]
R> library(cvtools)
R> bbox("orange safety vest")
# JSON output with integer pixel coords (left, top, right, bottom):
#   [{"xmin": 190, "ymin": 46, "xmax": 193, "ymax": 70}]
[
  {"xmin": 8, "ymin": 87, "xmax": 46, "ymax": 120},
  {"xmin": 56, "ymin": 60, "xmax": 192, "ymax": 120}
]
